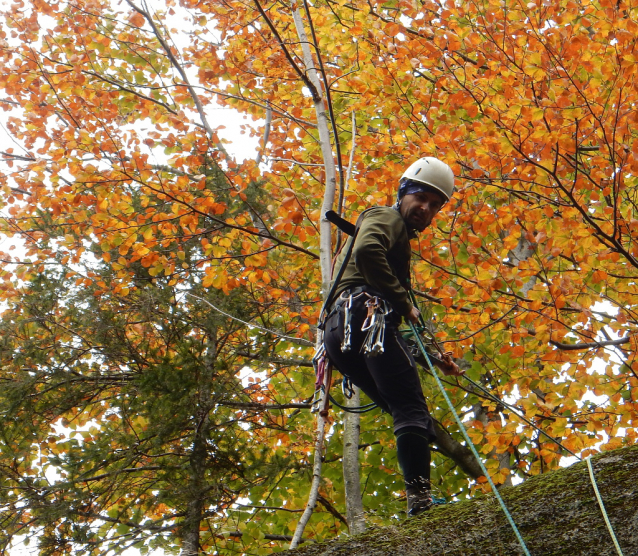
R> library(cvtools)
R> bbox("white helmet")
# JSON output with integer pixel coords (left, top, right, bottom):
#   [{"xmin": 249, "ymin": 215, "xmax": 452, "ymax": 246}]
[{"xmin": 399, "ymin": 157, "xmax": 455, "ymax": 202}]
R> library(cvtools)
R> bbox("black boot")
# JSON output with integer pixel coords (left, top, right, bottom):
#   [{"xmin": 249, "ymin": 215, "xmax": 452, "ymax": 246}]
[
  {"xmin": 406, "ymin": 478, "xmax": 433, "ymax": 516},
  {"xmin": 396, "ymin": 427, "xmax": 433, "ymax": 517}
]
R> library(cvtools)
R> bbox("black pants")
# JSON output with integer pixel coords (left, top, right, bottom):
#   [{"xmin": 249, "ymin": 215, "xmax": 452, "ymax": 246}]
[{"xmin": 324, "ymin": 291, "xmax": 436, "ymax": 441}]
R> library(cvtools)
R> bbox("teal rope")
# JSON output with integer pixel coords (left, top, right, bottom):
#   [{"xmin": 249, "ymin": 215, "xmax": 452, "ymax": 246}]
[
  {"xmin": 408, "ymin": 292, "xmax": 621, "ymax": 552},
  {"xmin": 460, "ymin": 375, "xmax": 580, "ymax": 459},
  {"xmin": 408, "ymin": 322, "xmax": 532, "ymax": 556},
  {"xmin": 586, "ymin": 456, "xmax": 625, "ymax": 556},
  {"xmin": 403, "ymin": 325, "xmax": 581, "ymax": 460}
]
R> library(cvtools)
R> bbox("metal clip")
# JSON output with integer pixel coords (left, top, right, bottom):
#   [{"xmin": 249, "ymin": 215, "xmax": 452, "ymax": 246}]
[
  {"xmin": 312, "ymin": 343, "xmax": 327, "ymax": 413},
  {"xmin": 341, "ymin": 293, "xmax": 353, "ymax": 352},
  {"xmin": 361, "ymin": 296, "xmax": 390, "ymax": 355},
  {"xmin": 342, "ymin": 376, "xmax": 355, "ymax": 399}
]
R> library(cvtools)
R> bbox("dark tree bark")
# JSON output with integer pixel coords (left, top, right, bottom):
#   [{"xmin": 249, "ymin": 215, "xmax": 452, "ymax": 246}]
[
  {"xmin": 180, "ymin": 331, "xmax": 216, "ymax": 556},
  {"xmin": 432, "ymin": 420, "xmax": 484, "ymax": 480}
]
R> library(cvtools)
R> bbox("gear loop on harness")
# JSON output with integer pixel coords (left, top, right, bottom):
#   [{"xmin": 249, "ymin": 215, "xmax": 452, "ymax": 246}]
[{"xmin": 315, "ymin": 209, "xmax": 382, "ymax": 416}]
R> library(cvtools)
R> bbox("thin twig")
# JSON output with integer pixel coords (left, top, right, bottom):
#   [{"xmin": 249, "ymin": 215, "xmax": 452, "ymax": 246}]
[
  {"xmin": 124, "ymin": 0, "xmax": 228, "ymax": 157},
  {"xmin": 185, "ymin": 293, "xmax": 313, "ymax": 346}
]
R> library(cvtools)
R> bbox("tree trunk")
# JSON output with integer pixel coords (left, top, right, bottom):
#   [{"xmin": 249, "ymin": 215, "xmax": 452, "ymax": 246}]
[
  {"xmin": 431, "ymin": 420, "xmax": 483, "ymax": 480},
  {"xmin": 290, "ymin": 410, "xmax": 328, "ymax": 549},
  {"xmin": 291, "ymin": 5, "xmax": 336, "ymax": 294},
  {"xmin": 180, "ymin": 333, "xmax": 216, "ymax": 556},
  {"xmin": 289, "ymin": 4, "xmax": 338, "ymax": 549},
  {"xmin": 286, "ymin": 445, "xmax": 638, "ymax": 555},
  {"xmin": 342, "ymin": 387, "xmax": 366, "ymax": 535}
]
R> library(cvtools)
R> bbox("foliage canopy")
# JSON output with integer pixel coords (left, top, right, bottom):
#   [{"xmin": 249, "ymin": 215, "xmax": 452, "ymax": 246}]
[{"xmin": 0, "ymin": 0, "xmax": 637, "ymax": 553}]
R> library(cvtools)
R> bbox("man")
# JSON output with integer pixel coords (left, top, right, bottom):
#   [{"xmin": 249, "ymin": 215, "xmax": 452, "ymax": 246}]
[{"xmin": 324, "ymin": 157, "xmax": 464, "ymax": 517}]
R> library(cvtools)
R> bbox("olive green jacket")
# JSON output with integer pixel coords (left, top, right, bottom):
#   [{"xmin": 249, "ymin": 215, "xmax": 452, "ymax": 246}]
[{"xmin": 332, "ymin": 206, "xmax": 413, "ymax": 317}]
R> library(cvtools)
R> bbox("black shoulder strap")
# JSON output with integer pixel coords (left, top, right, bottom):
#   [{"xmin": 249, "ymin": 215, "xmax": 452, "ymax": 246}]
[
  {"xmin": 319, "ymin": 208, "xmax": 375, "ymax": 324},
  {"xmin": 325, "ymin": 210, "xmax": 356, "ymax": 236}
]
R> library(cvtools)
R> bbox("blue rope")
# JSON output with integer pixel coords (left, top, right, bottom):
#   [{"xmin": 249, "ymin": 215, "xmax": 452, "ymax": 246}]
[{"xmin": 408, "ymin": 322, "xmax": 532, "ymax": 556}]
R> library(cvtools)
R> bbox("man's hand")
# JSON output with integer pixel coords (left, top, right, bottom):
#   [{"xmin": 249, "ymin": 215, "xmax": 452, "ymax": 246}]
[
  {"xmin": 437, "ymin": 352, "xmax": 464, "ymax": 376},
  {"xmin": 406, "ymin": 306, "xmax": 421, "ymax": 324}
]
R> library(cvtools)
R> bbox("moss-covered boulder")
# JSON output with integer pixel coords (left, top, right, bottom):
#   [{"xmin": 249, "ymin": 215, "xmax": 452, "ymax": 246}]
[{"xmin": 286, "ymin": 445, "xmax": 638, "ymax": 555}]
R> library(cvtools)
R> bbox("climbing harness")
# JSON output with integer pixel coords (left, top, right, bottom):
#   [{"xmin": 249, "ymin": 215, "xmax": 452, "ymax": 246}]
[
  {"xmin": 329, "ymin": 392, "xmax": 377, "ymax": 414},
  {"xmin": 314, "ymin": 289, "xmax": 389, "ymax": 414},
  {"xmin": 312, "ymin": 338, "xmax": 377, "ymax": 415},
  {"xmin": 343, "ymin": 376, "xmax": 355, "ymax": 399},
  {"xmin": 334, "ymin": 376, "xmax": 377, "ymax": 413},
  {"xmin": 408, "ymin": 320, "xmax": 532, "ymax": 556},
  {"xmin": 586, "ymin": 456, "xmax": 625, "ymax": 556}
]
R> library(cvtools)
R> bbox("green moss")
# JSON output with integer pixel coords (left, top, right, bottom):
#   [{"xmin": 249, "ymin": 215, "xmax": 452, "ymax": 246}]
[{"xmin": 285, "ymin": 445, "xmax": 638, "ymax": 556}]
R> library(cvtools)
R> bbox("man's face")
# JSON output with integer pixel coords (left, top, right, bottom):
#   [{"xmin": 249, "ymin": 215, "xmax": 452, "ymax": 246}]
[{"xmin": 399, "ymin": 190, "xmax": 445, "ymax": 232}]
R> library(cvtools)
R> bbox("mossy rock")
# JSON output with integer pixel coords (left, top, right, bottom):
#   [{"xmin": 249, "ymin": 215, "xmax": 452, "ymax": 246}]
[{"xmin": 286, "ymin": 445, "xmax": 638, "ymax": 555}]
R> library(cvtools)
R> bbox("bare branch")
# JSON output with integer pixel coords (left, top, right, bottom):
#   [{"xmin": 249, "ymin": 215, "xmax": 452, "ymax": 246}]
[
  {"xmin": 185, "ymin": 293, "xmax": 314, "ymax": 346},
  {"xmin": 219, "ymin": 401, "xmax": 312, "ymax": 410},
  {"xmin": 550, "ymin": 337, "xmax": 630, "ymax": 351},
  {"xmin": 124, "ymin": 0, "xmax": 228, "ymax": 156}
]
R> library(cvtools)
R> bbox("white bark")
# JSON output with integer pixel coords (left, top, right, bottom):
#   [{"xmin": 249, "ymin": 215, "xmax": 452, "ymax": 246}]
[
  {"xmin": 346, "ymin": 111, "xmax": 356, "ymax": 192},
  {"xmin": 290, "ymin": 410, "xmax": 328, "ymax": 548},
  {"xmin": 340, "ymin": 113, "xmax": 365, "ymax": 534},
  {"xmin": 291, "ymin": 7, "xmax": 336, "ymax": 295},
  {"xmin": 289, "ymin": 5, "xmax": 338, "ymax": 549},
  {"xmin": 255, "ymin": 106, "xmax": 272, "ymax": 166},
  {"xmin": 343, "ymin": 387, "xmax": 366, "ymax": 535},
  {"xmin": 509, "ymin": 235, "xmax": 537, "ymax": 297}
]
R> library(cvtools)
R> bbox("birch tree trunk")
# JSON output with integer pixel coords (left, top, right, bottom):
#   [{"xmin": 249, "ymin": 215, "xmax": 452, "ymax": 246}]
[
  {"xmin": 343, "ymin": 387, "xmax": 366, "ymax": 534},
  {"xmin": 289, "ymin": 4, "xmax": 338, "ymax": 550},
  {"xmin": 291, "ymin": 7, "xmax": 336, "ymax": 294},
  {"xmin": 341, "ymin": 105, "xmax": 365, "ymax": 537}
]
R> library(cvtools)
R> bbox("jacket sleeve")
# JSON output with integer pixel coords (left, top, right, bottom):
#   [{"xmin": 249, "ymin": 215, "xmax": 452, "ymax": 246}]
[{"xmin": 351, "ymin": 210, "xmax": 413, "ymax": 316}]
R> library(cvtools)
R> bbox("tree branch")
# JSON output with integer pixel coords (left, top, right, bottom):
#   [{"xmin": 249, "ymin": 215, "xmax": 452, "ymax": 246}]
[
  {"xmin": 185, "ymin": 293, "xmax": 314, "ymax": 346},
  {"xmin": 235, "ymin": 351, "xmax": 313, "ymax": 367},
  {"xmin": 124, "ymin": 0, "xmax": 228, "ymax": 156},
  {"xmin": 550, "ymin": 337, "xmax": 630, "ymax": 351},
  {"xmin": 218, "ymin": 401, "xmax": 312, "ymax": 410},
  {"xmin": 316, "ymin": 494, "xmax": 348, "ymax": 526},
  {"xmin": 252, "ymin": 0, "xmax": 322, "ymax": 103}
]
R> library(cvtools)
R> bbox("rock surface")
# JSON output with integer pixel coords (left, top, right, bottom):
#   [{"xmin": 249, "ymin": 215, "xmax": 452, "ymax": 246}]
[{"xmin": 286, "ymin": 445, "xmax": 638, "ymax": 555}]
